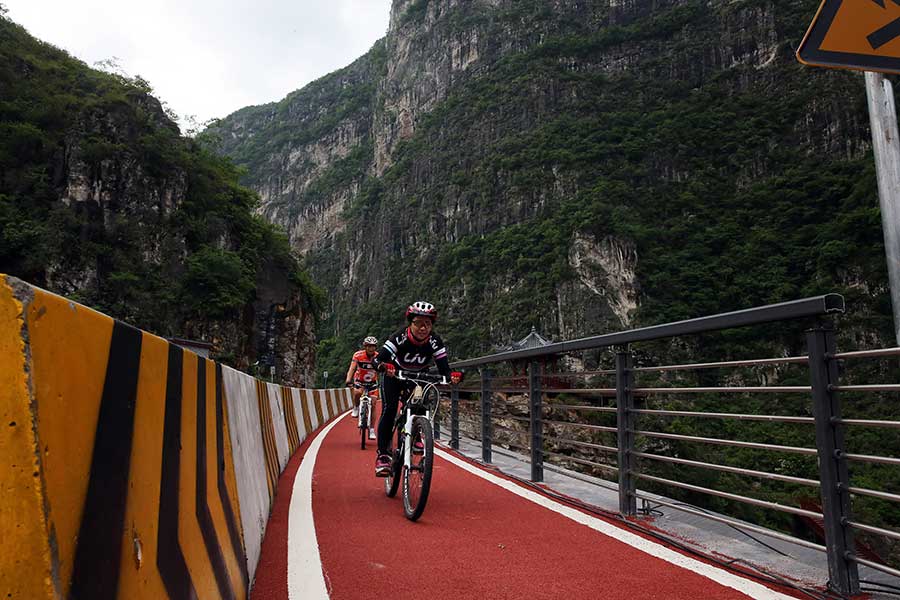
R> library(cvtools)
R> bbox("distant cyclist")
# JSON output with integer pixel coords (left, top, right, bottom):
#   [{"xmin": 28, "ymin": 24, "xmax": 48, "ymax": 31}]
[
  {"xmin": 345, "ymin": 336, "xmax": 380, "ymax": 440},
  {"xmin": 373, "ymin": 301, "xmax": 461, "ymax": 476}
]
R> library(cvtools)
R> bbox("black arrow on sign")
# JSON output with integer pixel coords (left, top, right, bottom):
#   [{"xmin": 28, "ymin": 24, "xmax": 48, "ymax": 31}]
[
  {"xmin": 869, "ymin": 0, "xmax": 900, "ymax": 49},
  {"xmin": 869, "ymin": 17, "xmax": 900, "ymax": 49}
]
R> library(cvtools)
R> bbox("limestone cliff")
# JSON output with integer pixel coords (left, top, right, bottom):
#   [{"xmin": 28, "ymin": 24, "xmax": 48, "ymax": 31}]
[{"xmin": 210, "ymin": 0, "xmax": 889, "ymax": 376}]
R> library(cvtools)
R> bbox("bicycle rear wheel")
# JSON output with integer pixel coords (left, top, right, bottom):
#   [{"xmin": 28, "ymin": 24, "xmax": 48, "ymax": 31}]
[
  {"xmin": 384, "ymin": 428, "xmax": 402, "ymax": 497},
  {"xmin": 402, "ymin": 416, "xmax": 433, "ymax": 521}
]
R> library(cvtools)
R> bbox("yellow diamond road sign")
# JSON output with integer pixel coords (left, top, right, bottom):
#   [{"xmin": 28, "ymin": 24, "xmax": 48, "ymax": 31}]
[{"xmin": 798, "ymin": 0, "xmax": 900, "ymax": 73}]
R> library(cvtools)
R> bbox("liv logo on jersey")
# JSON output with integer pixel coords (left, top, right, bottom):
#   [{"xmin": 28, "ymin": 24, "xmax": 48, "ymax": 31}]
[
  {"xmin": 381, "ymin": 329, "xmax": 449, "ymax": 371},
  {"xmin": 403, "ymin": 353, "xmax": 428, "ymax": 365}
]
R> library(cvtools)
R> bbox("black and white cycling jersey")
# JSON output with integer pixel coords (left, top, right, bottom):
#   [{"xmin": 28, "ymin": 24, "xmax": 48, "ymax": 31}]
[{"xmin": 376, "ymin": 327, "xmax": 451, "ymax": 375}]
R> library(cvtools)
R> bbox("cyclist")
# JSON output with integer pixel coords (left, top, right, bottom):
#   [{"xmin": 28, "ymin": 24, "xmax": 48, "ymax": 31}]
[
  {"xmin": 373, "ymin": 301, "xmax": 462, "ymax": 476},
  {"xmin": 345, "ymin": 336, "xmax": 380, "ymax": 440}
]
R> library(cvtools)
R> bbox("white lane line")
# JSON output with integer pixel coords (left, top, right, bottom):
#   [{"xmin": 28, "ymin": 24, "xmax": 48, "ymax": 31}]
[
  {"xmin": 434, "ymin": 448, "xmax": 796, "ymax": 600},
  {"xmin": 287, "ymin": 411, "xmax": 349, "ymax": 600}
]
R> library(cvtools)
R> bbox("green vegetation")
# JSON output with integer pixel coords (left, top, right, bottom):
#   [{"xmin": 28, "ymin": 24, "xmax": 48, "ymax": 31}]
[
  {"xmin": 0, "ymin": 14, "xmax": 320, "ymax": 356},
  {"xmin": 309, "ymin": 0, "xmax": 888, "ymax": 373}
]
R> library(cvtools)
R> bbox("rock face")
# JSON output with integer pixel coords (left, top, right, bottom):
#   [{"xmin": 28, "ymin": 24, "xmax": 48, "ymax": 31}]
[
  {"xmin": 54, "ymin": 104, "xmax": 319, "ymax": 383},
  {"xmin": 0, "ymin": 15, "xmax": 319, "ymax": 385},
  {"xmin": 210, "ymin": 0, "xmax": 889, "ymax": 375}
]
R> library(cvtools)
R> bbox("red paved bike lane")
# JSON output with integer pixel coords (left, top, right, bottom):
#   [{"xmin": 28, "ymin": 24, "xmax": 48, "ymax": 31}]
[{"xmin": 310, "ymin": 417, "xmax": 801, "ymax": 600}]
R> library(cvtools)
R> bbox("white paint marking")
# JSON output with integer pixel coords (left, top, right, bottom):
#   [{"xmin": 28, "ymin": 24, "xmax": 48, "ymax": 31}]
[
  {"xmin": 287, "ymin": 411, "xmax": 349, "ymax": 600},
  {"xmin": 434, "ymin": 448, "xmax": 796, "ymax": 600}
]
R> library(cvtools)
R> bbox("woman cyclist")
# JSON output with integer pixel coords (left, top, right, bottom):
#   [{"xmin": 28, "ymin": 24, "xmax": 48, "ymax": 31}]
[
  {"xmin": 345, "ymin": 336, "xmax": 380, "ymax": 440},
  {"xmin": 373, "ymin": 301, "xmax": 462, "ymax": 476}
]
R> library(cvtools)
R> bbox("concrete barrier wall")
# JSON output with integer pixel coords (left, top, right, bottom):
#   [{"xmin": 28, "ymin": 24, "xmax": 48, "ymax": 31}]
[
  {"xmin": 0, "ymin": 276, "xmax": 350, "ymax": 599},
  {"xmin": 265, "ymin": 383, "xmax": 290, "ymax": 471},
  {"xmin": 220, "ymin": 365, "xmax": 269, "ymax": 587}
]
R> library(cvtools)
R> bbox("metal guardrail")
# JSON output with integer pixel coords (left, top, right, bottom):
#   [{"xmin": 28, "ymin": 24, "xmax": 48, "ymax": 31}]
[
  {"xmin": 452, "ymin": 294, "xmax": 844, "ymax": 368},
  {"xmin": 436, "ymin": 294, "xmax": 900, "ymax": 596}
]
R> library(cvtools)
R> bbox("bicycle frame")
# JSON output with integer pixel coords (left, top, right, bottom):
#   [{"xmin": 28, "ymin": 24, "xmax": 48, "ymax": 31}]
[{"xmin": 395, "ymin": 371, "xmax": 447, "ymax": 470}]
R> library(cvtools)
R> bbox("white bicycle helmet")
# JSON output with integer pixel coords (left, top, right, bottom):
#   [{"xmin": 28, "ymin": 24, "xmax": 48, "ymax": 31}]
[
  {"xmin": 406, "ymin": 301, "xmax": 437, "ymax": 322},
  {"xmin": 363, "ymin": 336, "xmax": 378, "ymax": 346}
]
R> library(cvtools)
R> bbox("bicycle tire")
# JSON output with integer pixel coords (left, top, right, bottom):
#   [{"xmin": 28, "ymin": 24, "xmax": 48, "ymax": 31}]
[
  {"xmin": 384, "ymin": 427, "xmax": 403, "ymax": 497},
  {"xmin": 402, "ymin": 416, "xmax": 433, "ymax": 521},
  {"xmin": 422, "ymin": 385, "xmax": 442, "ymax": 431},
  {"xmin": 359, "ymin": 402, "xmax": 368, "ymax": 450}
]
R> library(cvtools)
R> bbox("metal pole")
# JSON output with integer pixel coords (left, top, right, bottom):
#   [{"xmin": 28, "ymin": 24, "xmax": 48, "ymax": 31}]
[
  {"xmin": 481, "ymin": 369, "xmax": 492, "ymax": 463},
  {"xmin": 866, "ymin": 71, "xmax": 900, "ymax": 345},
  {"xmin": 616, "ymin": 346, "xmax": 636, "ymax": 516},
  {"xmin": 529, "ymin": 361, "xmax": 543, "ymax": 482},
  {"xmin": 807, "ymin": 324, "xmax": 859, "ymax": 596},
  {"xmin": 450, "ymin": 386, "xmax": 459, "ymax": 450}
]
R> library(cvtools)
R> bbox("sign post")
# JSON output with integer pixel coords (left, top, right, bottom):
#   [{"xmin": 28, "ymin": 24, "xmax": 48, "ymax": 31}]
[
  {"xmin": 799, "ymin": 0, "xmax": 900, "ymax": 345},
  {"xmin": 866, "ymin": 71, "xmax": 900, "ymax": 344}
]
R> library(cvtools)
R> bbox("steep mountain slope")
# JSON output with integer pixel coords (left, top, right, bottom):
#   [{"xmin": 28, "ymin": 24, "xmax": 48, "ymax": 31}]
[
  {"xmin": 209, "ymin": 0, "xmax": 890, "ymax": 378},
  {"xmin": 0, "ymin": 13, "xmax": 322, "ymax": 384}
]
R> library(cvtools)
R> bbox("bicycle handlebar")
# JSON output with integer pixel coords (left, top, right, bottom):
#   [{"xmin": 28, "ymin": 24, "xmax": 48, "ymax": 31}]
[{"xmin": 396, "ymin": 370, "xmax": 449, "ymax": 385}]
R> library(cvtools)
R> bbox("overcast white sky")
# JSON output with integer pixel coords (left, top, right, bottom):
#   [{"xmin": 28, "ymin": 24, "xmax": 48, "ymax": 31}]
[{"xmin": 4, "ymin": 0, "xmax": 391, "ymax": 130}]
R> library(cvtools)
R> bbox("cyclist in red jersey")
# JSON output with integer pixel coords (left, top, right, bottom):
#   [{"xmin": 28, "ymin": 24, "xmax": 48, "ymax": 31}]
[{"xmin": 345, "ymin": 336, "xmax": 380, "ymax": 440}]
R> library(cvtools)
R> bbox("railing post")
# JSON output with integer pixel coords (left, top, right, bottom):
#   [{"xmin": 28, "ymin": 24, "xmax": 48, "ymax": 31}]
[
  {"xmin": 450, "ymin": 385, "xmax": 460, "ymax": 450},
  {"xmin": 481, "ymin": 369, "xmax": 493, "ymax": 463},
  {"xmin": 807, "ymin": 324, "xmax": 859, "ymax": 596},
  {"xmin": 616, "ymin": 345, "xmax": 636, "ymax": 517},
  {"xmin": 529, "ymin": 361, "xmax": 543, "ymax": 482}
]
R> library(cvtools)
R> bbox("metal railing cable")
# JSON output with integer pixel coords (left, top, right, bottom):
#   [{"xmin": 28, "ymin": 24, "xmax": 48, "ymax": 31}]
[
  {"xmin": 548, "ymin": 404, "xmax": 617, "ymax": 413},
  {"xmin": 631, "ymin": 355, "xmax": 811, "ymax": 372},
  {"xmin": 544, "ymin": 420, "xmax": 617, "ymax": 433},
  {"xmin": 541, "ymin": 449, "xmax": 618, "ymax": 473},
  {"xmin": 632, "ymin": 430, "xmax": 819, "ymax": 455},
  {"xmin": 630, "ymin": 386, "xmax": 812, "ymax": 394},
  {"xmin": 544, "ymin": 436, "xmax": 617, "ymax": 454},
  {"xmin": 491, "ymin": 423, "xmax": 529, "ymax": 437},
  {"xmin": 632, "ymin": 473, "xmax": 822, "ymax": 519},
  {"xmin": 632, "ymin": 451, "xmax": 820, "ymax": 487},
  {"xmin": 630, "ymin": 408, "xmax": 814, "ymax": 423},
  {"xmin": 632, "ymin": 492, "xmax": 827, "ymax": 552}
]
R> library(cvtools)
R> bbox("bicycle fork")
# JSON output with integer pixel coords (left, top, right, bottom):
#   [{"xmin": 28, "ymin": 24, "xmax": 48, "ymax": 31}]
[
  {"xmin": 402, "ymin": 408, "xmax": 432, "ymax": 470},
  {"xmin": 402, "ymin": 410, "xmax": 413, "ymax": 469}
]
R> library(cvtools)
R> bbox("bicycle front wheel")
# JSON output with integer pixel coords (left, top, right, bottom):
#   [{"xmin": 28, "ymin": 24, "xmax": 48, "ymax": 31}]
[
  {"xmin": 402, "ymin": 416, "xmax": 433, "ymax": 521},
  {"xmin": 359, "ymin": 403, "xmax": 368, "ymax": 450}
]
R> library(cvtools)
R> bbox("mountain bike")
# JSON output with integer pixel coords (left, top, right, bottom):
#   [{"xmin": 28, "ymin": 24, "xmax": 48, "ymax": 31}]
[
  {"xmin": 383, "ymin": 370, "xmax": 447, "ymax": 521},
  {"xmin": 357, "ymin": 384, "xmax": 378, "ymax": 450}
]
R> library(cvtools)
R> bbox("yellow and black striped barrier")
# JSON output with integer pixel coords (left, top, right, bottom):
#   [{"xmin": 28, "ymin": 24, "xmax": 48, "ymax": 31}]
[{"xmin": 0, "ymin": 276, "xmax": 352, "ymax": 599}]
